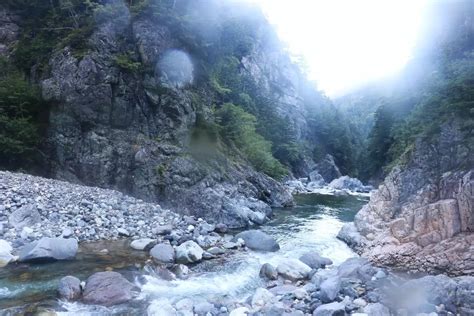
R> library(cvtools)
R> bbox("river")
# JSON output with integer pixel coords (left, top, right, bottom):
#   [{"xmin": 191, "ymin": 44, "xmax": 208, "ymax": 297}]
[{"xmin": 0, "ymin": 193, "xmax": 368, "ymax": 315}]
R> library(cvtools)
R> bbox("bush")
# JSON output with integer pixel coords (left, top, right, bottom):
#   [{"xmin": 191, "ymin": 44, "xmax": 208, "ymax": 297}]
[{"xmin": 216, "ymin": 103, "xmax": 287, "ymax": 179}]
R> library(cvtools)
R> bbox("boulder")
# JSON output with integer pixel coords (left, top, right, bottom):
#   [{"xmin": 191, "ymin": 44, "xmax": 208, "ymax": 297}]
[
  {"xmin": 130, "ymin": 238, "xmax": 155, "ymax": 251},
  {"xmin": 299, "ymin": 252, "xmax": 333, "ymax": 269},
  {"xmin": 8, "ymin": 204, "xmax": 41, "ymax": 229},
  {"xmin": 150, "ymin": 243, "xmax": 175, "ymax": 264},
  {"xmin": 320, "ymin": 276, "xmax": 341, "ymax": 303},
  {"xmin": 234, "ymin": 230, "xmax": 280, "ymax": 252},
  {"xmin": 0, "ymin": 239, "xmax": 15, "ymax": 267},
  {"xmin": 175, "ymin": 240, "xmax": 203, "ymax": 263},
  {"xmin": 58, "ymin": 276, "xmax": 82, "ymax": 300},
  {"xmin": 229, "ymin": 307, "xmax": 249, "ymax": 316},
  {"xmin": 19, "ymin": 237, "xmax": 78, "ymax": 262},
  {"xmin": 153, "ymin": 224, "xmax": 173, "ymax": 235},
  {"xmin": 312, "ymin": 302, "xmax": 346, "ymax": 316},
  {"xmin": 259, "ymin": 263, "xmax": 278, "ymax": 280},
  {"xmin": 309, "ymin": 171, "xmax": 326, "ymax": 185},
  {"xmin": 277, "ymin": 259, "xmax": 312, "ymax": 281},
  {"xmin": 83, "ymin": 271, "xmax": 138, "ymax": 306}
]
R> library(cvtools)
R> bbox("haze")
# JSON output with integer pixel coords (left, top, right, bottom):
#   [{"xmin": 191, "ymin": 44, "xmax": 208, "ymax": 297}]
[{"xmin": 251, "ymin": 0, "xmax": 429, "ymax": 97}]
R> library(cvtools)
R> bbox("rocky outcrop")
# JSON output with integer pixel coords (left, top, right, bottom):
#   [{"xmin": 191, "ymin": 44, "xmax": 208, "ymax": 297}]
[
  {"xmin": 340, "ymin": 121, "xmax": 473, "ymax": 275},
  {"xmin": 311, "ymin": 155, "xmax": 342, "ymax": 183},
  {"xmin": 0, "ymin": 8, "xmax": 19, "ymax": 57},
  {"xmin": 39, "ymin": 1, "xmax": 294, "ymax": 228}
]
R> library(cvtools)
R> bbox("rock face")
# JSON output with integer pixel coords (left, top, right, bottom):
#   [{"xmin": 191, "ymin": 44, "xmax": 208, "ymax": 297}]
[
  {"xmin": 19, "ymin": 237, "xmax": 78, "ymax": 262},
  {"xmin": 0, "ymin": 8, "xmax": 19, "ymax": 57},
  {"xmin": 311, "ymin": 155, "xmax": 342, "ymax": 183},
  {"xmin": 82, "ymin": 271, "xmax": 138, "ymax": 306},
  {"xmin": 38, "ymin": 0, "xmax": 299, "ymax": 228},
  {"xmin": 340, "ymin": 121, "xmax": 474, "ymax": 275},
  {"xmin": 234, "ymin": 230, "xmax": 280, "ymax": 252}
]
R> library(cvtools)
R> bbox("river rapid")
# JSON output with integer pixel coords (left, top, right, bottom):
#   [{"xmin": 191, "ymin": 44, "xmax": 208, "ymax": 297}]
[{"xmin": 0, "ymin": 193, "xmax": 368, "ymax": 315}]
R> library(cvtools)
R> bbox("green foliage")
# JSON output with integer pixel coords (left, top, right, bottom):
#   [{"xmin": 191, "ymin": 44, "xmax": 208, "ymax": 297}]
[
  {"xmin": 0, "ymin": 59, "xmax": 47, "ymax": 169},
  {"xmin": 216, "ymin": 103, "xmax": 287, "ymax": 179},
  {"xmin": 114, "ymin": 52, "xmax": 143, "ymax": 73}
]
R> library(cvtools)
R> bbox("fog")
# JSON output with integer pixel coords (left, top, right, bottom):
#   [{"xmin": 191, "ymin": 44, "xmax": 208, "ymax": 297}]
[{"xmin": 249, "ymin": 0, "xmax": 429, "ymax": 97}]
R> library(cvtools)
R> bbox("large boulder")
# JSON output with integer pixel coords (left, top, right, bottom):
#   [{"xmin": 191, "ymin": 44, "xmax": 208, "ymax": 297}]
[
  {"xmin": 150, "ymin": 243, "xmax": 175, "ymax": 264},
  {"xmin": 320, "ymin": 276, "xmax": 341, "ymax": 303},
  {"xmin": 0, "ymin": 239, "xmax": 15, "ymax": 267},
  {"xmin": 19, "ymin": 237, "xmax": 78, "ymax": 262},
  {"xmin": 8, "ymin": 204, "xmax": 41, "ymax": 229},
  {"xmin": 175, "ymin": 240, "xmax": 203, "ymax": 264},
  {"xmin": 276, "ymin": 259, "xmax": 312, "ymax": 281},
  {"xmin": 58, "ymin": 276, "xmax": 82, "ymax": 300},
  {"xmin": 83, "ymin": 271, "xmax": 138, "ymax": 306},
  {"xmin": 234, "ymin": 230, "xmax": 280, "ymax": 252},
  {"xmin": 299, "ymin": 252, "xmax": 333, "ymax": 269}
]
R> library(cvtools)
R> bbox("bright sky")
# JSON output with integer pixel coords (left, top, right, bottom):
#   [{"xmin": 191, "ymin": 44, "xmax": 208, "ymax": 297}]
[{"xmin": 249, "ymin": 0, "xmax": 428, "ymax": 97}]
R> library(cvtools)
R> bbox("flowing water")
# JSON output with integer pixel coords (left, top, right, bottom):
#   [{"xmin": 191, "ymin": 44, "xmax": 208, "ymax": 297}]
[{"xmin": 0, "ymin": 193, "xmax": 368, "ymax": 315}]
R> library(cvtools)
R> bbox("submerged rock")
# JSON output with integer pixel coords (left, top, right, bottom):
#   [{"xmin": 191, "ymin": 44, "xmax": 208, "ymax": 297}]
[
  {"xmin": 58, "ymin": 276, "xmax": 81, "ymax": 300},
  {"xmin": 175, "ymin": 240, "xmax": 203, "ymax": 263},
  {"xmin": 234, "ymin": 230, "xmax": 280, "ymax": 252},
  {"xmin": 83, "ymin": 271, "xmax": 138, "ymax": 306},
  {"xmin": 19, "ymin": 237, "xmax": 78, "ymax": 262},
  {"xmin": 260, "ymin": 263, "xmax": 278, "ymax": 280}
]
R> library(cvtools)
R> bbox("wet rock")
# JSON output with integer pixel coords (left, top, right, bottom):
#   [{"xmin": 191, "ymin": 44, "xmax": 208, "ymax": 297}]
[
  {"xmin": 337, "ymin": 223, "xmax": 365, "ymax": 250},
  {"xmin": 175, "ymin": 240, "xmax": 203, "ymax": 263},
  {"xmin": 312, "ymin": 301, "xmax": 345, "ymax": 316},
  {"xmin": 260, "ymin": 263, "xmax": 278, "ymax": 280},
  {"xmin": 19, "ymin": 237, "xmax": 78, "ymax": 262},
  {"xmin": 176, "ymin": 298, "xmax": 194, "ymax": 316},
  {"xmin": 150, "ymin": 243, "xmax": 175, "ymax": 264},
  {"xmin": 171, "ymin": 264, "xmax": 190, "ymax": 279},
  {"xmin": 320, "ymin": 276, "xmax": 341, "ymax": 303},
  {"xmin": 0, "ymin": 239, "xmax": 15, "ymax": 267},
  {"xmin": 8, "ymin": 204, "xmax": 41, "ymax": 229},
  {"xmin": 194, "ymin": 301, "xmax": 216, "ymax": 315},
  {"xmin": 299, "ymin": 252, "xmax": 333, "ymax": 269},
  {"xmin": 83, "ymin": 271, "xmax": 138, "ymax": 306},
  {"xmin": 277, "ymin": 259, "xmax": 312, "ymax": 281},
  {"xmin": 58, "ymin": 276, "xmax": 81, "ymax": 300},
  {"xmin": 130, "ymin": 238, "xmax": 156, "ymax": 251},
  {"xmin": 234, "ymin": 230, "xmax": 280, "ymax": 252},
  {"xmin": 147, "ymin": 299, "xmax": 177, "ymax": 316},
  {"xmin": 251, "ymin": 287, "xmax": 275, "ymax": 308}
]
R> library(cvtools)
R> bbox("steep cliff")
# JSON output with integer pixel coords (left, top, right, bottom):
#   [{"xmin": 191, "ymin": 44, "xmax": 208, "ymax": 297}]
[
  {"xmin": 1, "ymin": 0, "xmax": 356, "ymax": 227},
  {"xmin": 338, "ymin": 1, "xmax": 474, "ymax": 275}
]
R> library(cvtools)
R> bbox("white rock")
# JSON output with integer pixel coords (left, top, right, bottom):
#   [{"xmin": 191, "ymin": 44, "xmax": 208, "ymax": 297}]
[
  {"xmin": 276, "ymin": 259, "xmax": 312, "ymax": 281},
  {"xmin": 130, "ymin": 238, "xmax": 155, "ymax": 251},
  {"xmin": 0, "ymin": 240, "xmax": 15, "ymax": 267},
  {"xmin": 229, "ymin": 307, "xmax": 249, "ymax": 316},
  {"xmin": 147, "ymin": 299, "xmax": 177, "ymax": 316},
  {"xmin": 251, "ymin": 287, "xmax": 274, "ymax": 308},
  {"xmin": 175, "ymin": 240, "xmax": 203, "ymax": 263},
  {"xmin": 354, "ymin": 298, "xmax": 368, "ymax": 307}
]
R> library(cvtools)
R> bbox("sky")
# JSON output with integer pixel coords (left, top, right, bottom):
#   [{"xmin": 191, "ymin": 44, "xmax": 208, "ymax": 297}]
[{"xmin": 249, "ymin": 0, "xmax": 429, "ymax": 97}]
